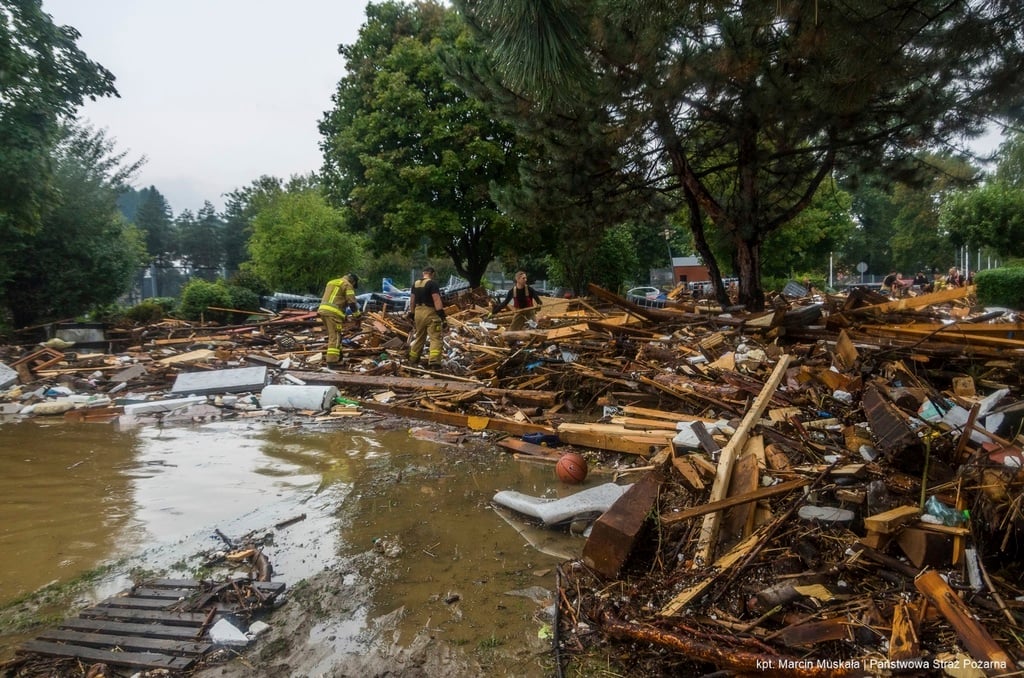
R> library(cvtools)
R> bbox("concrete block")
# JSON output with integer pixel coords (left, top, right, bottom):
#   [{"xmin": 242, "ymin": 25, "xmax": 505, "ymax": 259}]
[
  {"xmin": 0, "ymin": 362, "xmax": 17, "ymax": 389},
  {"xmin": 170, "ymin": 366, "xmax": 268, "ymax": 396}
]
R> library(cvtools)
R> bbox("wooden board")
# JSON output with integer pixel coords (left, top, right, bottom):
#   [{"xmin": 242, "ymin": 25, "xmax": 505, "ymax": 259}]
[
  {"xmin": 695, "ymin": 355, "xmax": 793, "ymax": 564},
  {"xmin": 863, "ymin": 505, "xmax": 920, "ymax": 535},
  {"xmin": 915, "ymin": 570, "xmax": 1013, "ymax": 674},
  {"xmin": 14, "ymin": 578, "xmax": 285, "ymax": 674}
]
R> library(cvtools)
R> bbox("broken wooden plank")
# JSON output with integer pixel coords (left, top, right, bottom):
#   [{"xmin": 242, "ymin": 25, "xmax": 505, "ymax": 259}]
[
  {"xmin": 671, "ymin": 454, "xmax": 704, "ymax": 490},
  {"xmin": 660, "ymin": 531, "xmax": 761, "ymax": 616},
  {"xmin": 289, "ymin": 371, "xmax": 560, "ymax": 408},
  {"xmin": 852, "ymin": 284, "xmax": 972, "ymax": 314},
  {"xmin": 914, "ymin": 570, "xmax": 1013, "ymax": 675},
  {"xmin": 57, "ymin": 618, "xmax": 206, "ymax": 641},
  {"xmin": 556, "ymin": 422, "xmax": 675, "ymax": 456},
  {"xmin": 660, "ymin": 478, "xmax": 809, "ymax": 526},
  {"xmin": 889, "ymin": 601, "xmax": 920, "ymax": 661},
  {"xmin": 359, "ymin": 400, "xmax": 555, "ymax": 436},
  {"xmin": 694, "ymin": 355, "xmax": 793, "ymax": 565},
  {"xmin": 496, "ymin": 437, "xmax": 561, "ymax": 458},
  {"xmin": 863, "ymin": 505, "xmax": 921, "ymax": 535},
  {"xmin": 721, "ymin": 438, "xmax": 762, "ymax": 541},
  {"xmin": 776, "ymin": 617, "xmax": 853, "ymax": 647},
  {"xmin": 897, "ymin": 527, "xmax": 953, "ymax": 569},
  {"xmin": 17, "ymin": 640, "xmax": 195, "ymax": 671},
  {"xmin": 35, "ymin": 628, "xmax": 210, "ymax": 656}
]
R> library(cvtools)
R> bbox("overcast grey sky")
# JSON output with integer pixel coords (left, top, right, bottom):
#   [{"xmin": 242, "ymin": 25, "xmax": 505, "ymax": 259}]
[{"xmin": 42, "ymin": 1, "xmax": 368, "ymax": 215}]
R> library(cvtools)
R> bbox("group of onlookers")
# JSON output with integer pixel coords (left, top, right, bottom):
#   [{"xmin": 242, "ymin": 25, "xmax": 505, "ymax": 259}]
[{"xmin": 882, "ymin": 267, "xmax": 973, "ymax": 297}]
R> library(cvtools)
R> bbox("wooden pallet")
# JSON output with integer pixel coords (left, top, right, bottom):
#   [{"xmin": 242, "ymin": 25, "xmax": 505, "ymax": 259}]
[{"xmin": 15, "ymin": 578, "xmax": 285, "ymax": 674}]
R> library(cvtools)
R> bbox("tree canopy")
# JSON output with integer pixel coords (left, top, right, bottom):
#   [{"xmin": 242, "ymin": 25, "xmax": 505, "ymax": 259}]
[
  {"xmin": 0, "ymin": 123, "xmax": 145, "ymax": 327},
  {"xmin": 319, "ymin": 0, "xmax": 520, "ymax": 287},
  {"xmin": 0, "ymin": 0, "xmax": 117, "ymax": 234},
  {"xmin": 942, "ymin": 133, "xmax": 1024, "ymax": 260},
  {"xmin": 246, "ymin": 185, "xmax": 365, "ymax": 295},
  {"xmin": 455, "ymin": 0, "xmax": 1024, "ymax": 309}
]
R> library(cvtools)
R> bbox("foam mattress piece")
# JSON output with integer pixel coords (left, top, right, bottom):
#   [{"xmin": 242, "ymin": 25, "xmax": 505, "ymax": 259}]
[{"xmin": 492, "ymin": 482, "xmax": 631, "ymax": 526}]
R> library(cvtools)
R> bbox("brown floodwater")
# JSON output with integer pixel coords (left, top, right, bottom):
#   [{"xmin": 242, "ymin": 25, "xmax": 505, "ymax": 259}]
[{"xmin": 0, "ymin": 414, "xmax": 593, "ymax": 673}]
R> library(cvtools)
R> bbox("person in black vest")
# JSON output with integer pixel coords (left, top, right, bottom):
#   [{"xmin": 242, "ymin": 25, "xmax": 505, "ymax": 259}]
[
  {"xmin": 491, "ymin": 271, "xmax": 543, "ymax": 331},
  {"xmin": 407, "ymin": 266, "xmax": 446, "ymax": 369}
]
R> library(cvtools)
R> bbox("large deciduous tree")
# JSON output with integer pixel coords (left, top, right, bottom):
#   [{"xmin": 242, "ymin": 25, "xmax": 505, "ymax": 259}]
[
  {"xmin": 942, "ymin": 133, "xmax": 1024, "ymax": 259},
  {"xmin": 246, "ymin": 185, "xmax": 365, "ymax": 295},
  {"xmin": 319, "ymin": 0, "xmax": 519, "ymax": 287},
  {"xmin": 0, "ymin": 0, "xmax": 117, "ymax": 235},
  {"xmin": 1, "ymin": 124, "xmax": 146, "ymax": 327},
  {"xmin": 221, "ymin": 175, "xmax": 286, "ymax": 276},
  {"xmin": 455, "ymin": 0, "xmax": 1024, "ymax": 310}
]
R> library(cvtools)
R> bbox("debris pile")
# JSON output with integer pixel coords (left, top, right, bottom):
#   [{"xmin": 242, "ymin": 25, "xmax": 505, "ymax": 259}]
[{"xmin": 2, "ymin": 280, "xmax": 1024, "ymax": 675}]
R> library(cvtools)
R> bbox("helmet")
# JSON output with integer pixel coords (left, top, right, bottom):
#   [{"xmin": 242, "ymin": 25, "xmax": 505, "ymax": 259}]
[{"xmin": 348, "ymin": 273, "xmax": 360, "ymax": 289}]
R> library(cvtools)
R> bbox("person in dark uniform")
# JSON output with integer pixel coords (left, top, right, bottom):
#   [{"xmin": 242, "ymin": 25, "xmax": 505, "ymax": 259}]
[
  {"xmin": 407, "ymin": 266, "xmax": 446, "ymax": 369},
  {"xmin": 490, "ymin": 271, "xmax": 543, "ymax": 331},
  {"xmin": 317, "ymin": 273, "xmax": 360, "ymax": 367}
]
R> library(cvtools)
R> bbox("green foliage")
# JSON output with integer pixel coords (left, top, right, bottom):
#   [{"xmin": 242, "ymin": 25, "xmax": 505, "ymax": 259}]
[
  {"xmin": 941, "ymin": 136, "xmax": 1024, "ymax": 262},
  {"xmin": 176, "ymin": 202, "xmax": 224, "ymax": 281},
  {"xmin": 942, "ymin": 183, "xmax": 1024, "ymax": 257},
  {"xmin": 975, "ymin": 268, "xmax": 1024, "ymax": 310},
  {"xmin": 246, "ymin": 187, "xmax": 365, "ymax": 294},
  {"xmin": 224, "ymin": 285, "xmax": 260, "ymax": 314},
  {"xmin": 456, "ymin": 0, "xmax": 1024, "ymax": 310},
  {"xmin": 546, "ymin": 224, "xmax": 639, "ymax": 295},
  {"xmin": 994, "ymin": 132, "xmax": 1024, "ymax": 188},
  {"xmin": 0, "ymin": 123, "xmax": 146, "ymax": 327},
  {"xmin": 133, "ymin": 186, "xmax": 177, "ymax": 268},
  {"xmin": 0, "ymin": 0, "xmax": 117, "ymax": 235},
  {"xmin": 149, "ymin": 297, "xmax": 177, "ymax": 313},
  {"xmin": 177, "ymin": 279, "xmax": 231, "ymax": 322},
  {"xmin": 319, "ymin": 1, "xmax": 520, "ymax": 287},
  {"xmin": 747, "ymin": 180, "xmax": 856, "ymax": 278},
  {"xmin": 222, "ymin": 175, "xmax": 285, "ymax": 275},
  {"xmin": 888, "ymin": 155, "xmax": 978, "ymax": 273},
  {"xmin": 228, "ymin": 269, "xmax": 271, "ymax": 297},
  {"xmin": 124, "ymin": 300, "xmax": 167, "ymax": 325},
  {"xmin": 360, "ymin": 251, "xmax": 417, "ymax": 292}
]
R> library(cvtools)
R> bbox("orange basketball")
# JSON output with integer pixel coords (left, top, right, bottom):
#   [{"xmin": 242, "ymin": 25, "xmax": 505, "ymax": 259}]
[{"xmin": 555, "ymin": 453, "xmax": 588, "ymax": 484}]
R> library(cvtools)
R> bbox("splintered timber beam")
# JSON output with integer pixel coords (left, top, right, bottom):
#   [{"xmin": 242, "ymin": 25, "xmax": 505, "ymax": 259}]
[
  {"xmin": 914, "ymin": 570, "xmax": 1013, "ymax": 676},
  {"xmin": 600, "ymin": 612, "xmax": 861, "ymax": 677},
  {"xmin": 693, "ymin": 354, "xmax": 792, "ymax": 566},
  {"xmin": 659, "ymin": 477, "xmax": 809, "ymax": 526},
  {"xmin": 358, "ymin": 401, "xmax": 555, "ymax": 436},
  {"xmin": 287, "ymin": 371, "xmax": 560, "ymax": 408}
]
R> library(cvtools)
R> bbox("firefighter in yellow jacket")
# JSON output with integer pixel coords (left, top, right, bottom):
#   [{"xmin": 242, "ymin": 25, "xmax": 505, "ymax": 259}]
[
  {"xmin": 407, "ymin": 266, "xmax": 446, "ymax": 369},
  {"xmin": 318, "ymin": 273, "xmax": 360, "ymax": 367}
]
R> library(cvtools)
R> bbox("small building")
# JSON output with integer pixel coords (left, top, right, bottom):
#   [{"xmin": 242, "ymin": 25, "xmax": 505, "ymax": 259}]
[{"xmin": 671, "ymin": 256, "xmax": 711, "ymax": 286}]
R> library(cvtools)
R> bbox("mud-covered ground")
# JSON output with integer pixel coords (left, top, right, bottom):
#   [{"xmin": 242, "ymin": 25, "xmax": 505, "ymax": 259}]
[{"xmin": 0, "ymin": 414, "xmax": 582, "ymax": 678}]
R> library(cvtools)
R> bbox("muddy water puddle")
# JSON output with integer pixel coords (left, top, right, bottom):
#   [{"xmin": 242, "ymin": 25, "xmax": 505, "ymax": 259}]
[{"xmin": 0, "ymin": 418, "xmax": 589, "ymax": 673}]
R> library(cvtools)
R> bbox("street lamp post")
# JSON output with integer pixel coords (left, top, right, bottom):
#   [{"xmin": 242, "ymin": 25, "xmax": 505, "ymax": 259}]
[{"xmin": 662, "ymin": 229, "xmax": 673, "ymax": 284}]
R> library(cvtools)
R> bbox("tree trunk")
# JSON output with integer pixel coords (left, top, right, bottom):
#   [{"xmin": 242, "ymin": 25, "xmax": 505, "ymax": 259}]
[
  {"xmin": 734, "ymin": 235, "xmax": 765, "ymax": 311},
  {"xmin": 684, "ymin": 188, "xmax": 729, "ymax": 307}
]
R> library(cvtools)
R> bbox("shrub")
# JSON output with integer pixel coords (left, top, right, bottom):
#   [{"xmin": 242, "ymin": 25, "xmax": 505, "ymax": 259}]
[
  {"xmin": 178, "ymin": 279, "xmax": 231, "ymax": 322},
  {"xmin": 149, "ymin": 297, "xmax": 178, "ymax": 314},
  {"xmin": 124, "ymin": 301, "xmax": 167, "ymax": 325},
  {"xmin": 225, "ymin": 286, "xmax": 260, "ymax": 315},
  {"xmin": 975, "ymin": 267, "xmax": 1024, "ymax": 310},
  {"xmin": 229, "ymin": 269, "xmax": 271, "ymax": 297}
]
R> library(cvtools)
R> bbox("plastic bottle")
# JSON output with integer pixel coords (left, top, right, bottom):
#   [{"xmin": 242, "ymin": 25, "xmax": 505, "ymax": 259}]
[{"xmin": 923, "ymin": 495, "xmax": 965, "ymax": 527}]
